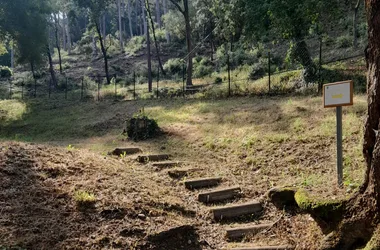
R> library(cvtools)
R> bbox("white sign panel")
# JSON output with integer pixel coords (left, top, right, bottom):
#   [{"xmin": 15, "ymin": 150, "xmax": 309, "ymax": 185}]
[{"xmin": 323, "ymin": 81, "xmax": 353, "ymax": 108}]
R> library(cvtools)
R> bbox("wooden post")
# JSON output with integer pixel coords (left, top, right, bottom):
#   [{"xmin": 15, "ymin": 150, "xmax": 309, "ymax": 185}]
[
  {"xmin": 21, "ymin": 82, "xmax": 24, "ymax": 100},
  {"xmin": 81, "ymin": 77, "xmax": 84, "ymax": 100},
  {"xmin": 182, "ymin": 63, "xmax": 185, "ymax": 98},
  {"xmin": 34, "ymin": 78, "xmax": 37, "ymax": 98},
  {"xmin": 97, "ymin": 75, "xmax": 100, "ymax": 101},
  {"xmin": 114, "ymin": 74, "xmax": 117, "ymax": 99},
  {"xmin": 133, "ymin": 71, "xmax": 136, "ymax": 100},
  {"xmin": 157, "ymin": 66, "xmax": 159, "ymax": 99},
  {"xmin": 268, "ymin": 51, "xmax": 271, "ymax": 93}
]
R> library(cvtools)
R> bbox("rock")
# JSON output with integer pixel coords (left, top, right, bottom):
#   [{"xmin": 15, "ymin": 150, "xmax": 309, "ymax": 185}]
[
  {"xmin": 138, "ymin": 213, "xmax": 146, "ymax": 220},
  {"xmin": 267, "ymin": 187, "xmax": 297, "ymax": 208}
]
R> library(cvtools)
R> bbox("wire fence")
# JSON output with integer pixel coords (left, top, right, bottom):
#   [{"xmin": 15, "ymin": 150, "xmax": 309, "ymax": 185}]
[{"xmin": 0, "ymin": 34, "xmax": 366, "ymax": 102}]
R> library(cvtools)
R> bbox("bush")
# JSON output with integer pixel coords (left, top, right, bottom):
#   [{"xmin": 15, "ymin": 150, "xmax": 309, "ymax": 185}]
[
  {"xmin": 193, "ymin": 57, "xmax": 213, "ymax": 78},
  {"xmin": 214, "ymin": 77, "xmax": 223, "ymax": 84},
  {"xmin": 126, "ymin": 114, "xmax": 160, "ymax": 141},
  {"xmin": 249, "ymin": 63, "xmax": 266, "ymax": 80},
  {"xmin": 337, "ymin": 35, "xmax": 351, "ymax": 48},
  {"xmin": 126, "ymin": 35, "xmax": 146, "ymax": 54},
  {"xmin": 0, "ymin": 66, "xmax": 12, "ymax": 78},
  {"xmin": 163, "ymin": 58, "xmax": 183, "ymax": 76}
]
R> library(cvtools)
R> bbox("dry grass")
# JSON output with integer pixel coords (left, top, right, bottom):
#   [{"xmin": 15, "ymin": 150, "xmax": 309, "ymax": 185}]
[{"xmin": 0, "ymin": 94, "xmax": 368, "ymax": 249}]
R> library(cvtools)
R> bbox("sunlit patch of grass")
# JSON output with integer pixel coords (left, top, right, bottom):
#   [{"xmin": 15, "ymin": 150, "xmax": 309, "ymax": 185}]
[
  {"xmin": 0, "ymin": 99, "xmax": 27, "ymax": 123},
  {"xmin": 73, "ymin": 190, "xmax": 96, "ymax": 209}
]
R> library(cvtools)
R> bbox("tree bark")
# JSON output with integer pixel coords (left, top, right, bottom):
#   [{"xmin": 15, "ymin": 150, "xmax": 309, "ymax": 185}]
[
  {"xmin": 54, "ymin": 13, "xmax": 63, "ymax": 74},
  {"xmin": 146, "ymin": 17, "xmax": 152, "ymax": 92},
  {"xmin": 10, "ymin": 45, "xmax": 14, "ymax": 69},
  {"xmin": 168, "ymin": 0, "xmax": 193, "ymax": 86},
  {"xmin": 162, "ymin": 0, "xmax": 170, "ymax": 42},
  {"xmin": 95, "ymin": 21, "xmax": 111, "ymax": 84},
  {"xmin": 319, "ymin": 1, "xmax": 380, "ymax": 249},
  {"xmin": 155, "ymin": 0, "xmax": 162, "ymax": 28},
  {"xmin": 127, "ymin": 0, "xmax": 134, "ymax": 38},
  {"xmin": 47, "ymin": 46, "xmax": 57, "ymax": 87},
  {"xmin": 65, "ymin": 12, "xmax": 72, "ymax": 54},
  {"xmin": 353, "ymin": 0, "xmax": 361, "ymax": 48},
  {"xmin": 141, "ymin": 0, "xmax": 147, "ymax": 35},
  {"xmin": 293, "ymin": 40, "xmax": 317, "ymax": 84},
  {"xmin": 60, "ymin": 14, "xmax": 67, "ymax": 51},
  {"xmin": 117, "ymin": 0, "xmax": 124, "ymax": 50},
  {"xmin": 145, "ymin": 0, "xmax": 165, "ymax": 75}
]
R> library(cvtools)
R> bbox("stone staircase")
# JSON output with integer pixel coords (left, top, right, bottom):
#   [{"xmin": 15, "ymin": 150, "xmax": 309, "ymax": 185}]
[{"xmin": 111, "ymin": 147, "xmax": 295, "ymax": 250}]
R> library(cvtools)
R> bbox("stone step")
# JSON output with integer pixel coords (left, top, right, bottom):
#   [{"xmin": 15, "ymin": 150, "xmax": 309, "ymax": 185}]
[
  {"xmin": 222, "ymin": 246, "xmax": 294, "ymax": 250},
  {"xmin": 198, "ymin": 186, "xmax": 241, "ymax": 203},
  {"xmin": 137, "ymin": 154, "xmax": 171, "ymax": 163},
  {"xmin": 110, "ymin": 148, "xmax": 142, "ymax": 156},
  {"xmin": 211, "ymin": 201, "xmax": 262, "ymax": 221},
  {"xmin": 151, "ymin": 161, "xmax": 184, "ymax": 169},
  {"xmin": 226, "ymin": 223, "xmax": 272, "ymax": 239},
  {"xmin": 184, "ymin": 177, "xmax": 222, "ymax": 190},
  {"xmin": 168, "ymin": 168, "xmax": 202, "ymax": 179}
]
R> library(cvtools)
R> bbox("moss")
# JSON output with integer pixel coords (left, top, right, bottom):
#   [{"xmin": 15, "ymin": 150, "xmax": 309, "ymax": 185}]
[{"xmin": 295, "ymin": 189, "xmax": 345, "ymax": 225}]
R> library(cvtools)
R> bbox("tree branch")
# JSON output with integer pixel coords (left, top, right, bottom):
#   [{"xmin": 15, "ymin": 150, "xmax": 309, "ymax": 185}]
[{"xmin": 168, "ymin": 0, "xmax": 184, "ymax": 15}]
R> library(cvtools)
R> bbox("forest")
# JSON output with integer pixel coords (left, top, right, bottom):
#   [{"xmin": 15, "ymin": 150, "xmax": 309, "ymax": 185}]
[{"xmin": 2, "ymin": 0, "xmax": 380, "ymax": 250}]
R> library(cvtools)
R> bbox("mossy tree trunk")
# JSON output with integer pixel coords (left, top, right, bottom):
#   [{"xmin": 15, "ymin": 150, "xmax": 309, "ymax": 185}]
[{"xmin": 320, "ymin": 1, "xmax": 380, "ymax": 249}]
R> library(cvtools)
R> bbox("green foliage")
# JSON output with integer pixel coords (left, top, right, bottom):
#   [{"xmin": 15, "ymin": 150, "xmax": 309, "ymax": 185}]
[
  {"xmin": 125, "ymin": 36, "xmax": 146, "ymax": 54},
  {"xmin": 0, "ymin": 66, "xmax": 12, "ymax": 78},
  {"xmin": 249, "ymin": 62, "xmax": 266, "ymax": 80},
  {"xmin": 214, "ymin": 77, "xmax": 223, "ymax": 84},
  {"xmin": 163, "ymin": 58, "xmax": 183, "ymax": 76},
  {"xmin": 126, "ymin": 113, "xmax": 160, "ymax": 141},
  {"xmin": 193, "ymin": 57, "xmax": 213, "ymax": 78},
  {"xmin": 74, "ymin": 190, "xmax": 96, "ymax": 209},
  {"xmin": 337, "ymin": 35, "xmax": 352, "ymax": 48}
]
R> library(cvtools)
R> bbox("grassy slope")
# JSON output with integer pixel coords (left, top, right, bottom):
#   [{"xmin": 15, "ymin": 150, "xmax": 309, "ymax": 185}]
[{"xmin": 0, "ymin": 94, "xmax": 367, "ymax": 249}]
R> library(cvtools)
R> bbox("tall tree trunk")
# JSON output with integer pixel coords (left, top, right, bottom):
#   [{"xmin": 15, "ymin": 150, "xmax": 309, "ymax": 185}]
[
  {"xmin": 146, "ymin": 18, "xmax": 152, "ymax": 92},
  {"xmin": 168, "ymin": 0, "xmax": 193, "ymax": 86},
  {"xmin": 162, "ymin": 0, "xmax": 170, "ymax": 42},
  {"xmin": 10, "ymin": 45, "xmax": 14, "ymax": 69},
  {"xmin": 117, "ymin": 0, "xmax": 124, "ymax": 50},
  {"xmin": 95, "ymin": 21, "xmax": 111, "ymax": 84},
  {"xmin": 319, "ymin": 1, "xmax": 380, "ymax": 249},
  {"xmin": 353, "ymin": 0, "xmax": 361, "ymax": 48},
  {"xmin": 155, "ymin": 0, "xmax": 162, "ymax": 28},
  {"xmin": 184, "ymin": 0, "xmax": 193, "ymax": 86},
  {"xmin": 47, "ymin": 46, "xmax": 57, "ymax": 87},
  {"xmin": 61, "ymin": 14, "xmax": 67, "ymax": 51},
  {"xmin": 54, "ymin": 13, "xmax": 63, "ymax": 74},
  {"xmin": 145, "ymin": 0, "xmax": 165, "ymax": 75},
  {"xmin": 141, "ymin": 0, "xmax": 147, "ymax": 35},
  {"xmin": 65, "ymin": 12, "xmax": 72, "ymax": 54},
  {"xmin": 128, "ymin": 0, "xmax": 134, "ymax": 38}
]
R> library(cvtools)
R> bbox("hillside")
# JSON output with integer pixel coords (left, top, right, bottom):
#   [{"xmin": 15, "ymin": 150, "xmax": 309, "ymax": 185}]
[{"xmin": 0, "ymin": 94, "xmax": 367, "ymax": 249}]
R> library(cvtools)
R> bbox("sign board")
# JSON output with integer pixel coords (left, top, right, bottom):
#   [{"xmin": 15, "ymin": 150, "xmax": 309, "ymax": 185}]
[{"xmin": 323, "ymin": 81, "xmax": 353, "ymax": 108}]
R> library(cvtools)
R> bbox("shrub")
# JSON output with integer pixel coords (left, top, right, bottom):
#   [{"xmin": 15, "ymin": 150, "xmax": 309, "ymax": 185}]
[
  {"xmin": 125, "ymin": 35, "xmax": 146, "ymax": 54},
  {"xmin": 63, "ymin": 62, "xmax": 71, "ymax": 70},
  {"xmin": 249, "ymin": 63, "xmax": 266, "ymax": 80},
  {"xmin": 126, "ymin": 113, "xmax": 160, "ymax": 141},
  {"xmin": 193, "ymin": 57, "xmax": 213, "ymax": 78},
  {"xmin": 163, "ymin": 58, "xmax": 183, "ymax": 76},
  {"xmin": 337, "ymin": 35, "xmax": 351, "ymax": 48},
  {"xmin": 214, "ymin": 77, "xmax": 223, "ymax": 84},
  {"xmin": 0, "ymin": 66, "xmax": 12, "ymax": 78}
]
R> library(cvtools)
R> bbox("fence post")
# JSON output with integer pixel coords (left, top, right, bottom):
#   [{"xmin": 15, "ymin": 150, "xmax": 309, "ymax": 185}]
[
  {"xmin": 182, "ymin": 63, "xmax": 185, "ymax": 98},
  {"xmin": 227, "ymin": 50, "xmax": 231, "ymax": 97},
  {"xmin": 114, "ymin": 74, "xmax": 117, "ymax": 99},
  {"xmin": 97, "ymin": 75, "xmax": 100, "ymax": 101},
  {"xmin": 268, "ymin": 51, "xmax": 271, "ymax": 93},
  {"xmin": 81, "ymin": 77, "xmax": 84, "ymax": 100},
  {"xmin": 157, "ymin": 66, "xmax": 159, "ymax": 99},
  {"xmin": 65, "ymin": 77, "xmax": 68, "ymax": 99},
  {"xmin": 21, "ymin": 82, "xmax": 24, "ymax": 100},
  {"xmin": 318, "ymin": 37, "xmax": 323, "ymax": 94},
  {"xmin": 133, "ymin": 71, "xmax": 136, "ymax": 100}
]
